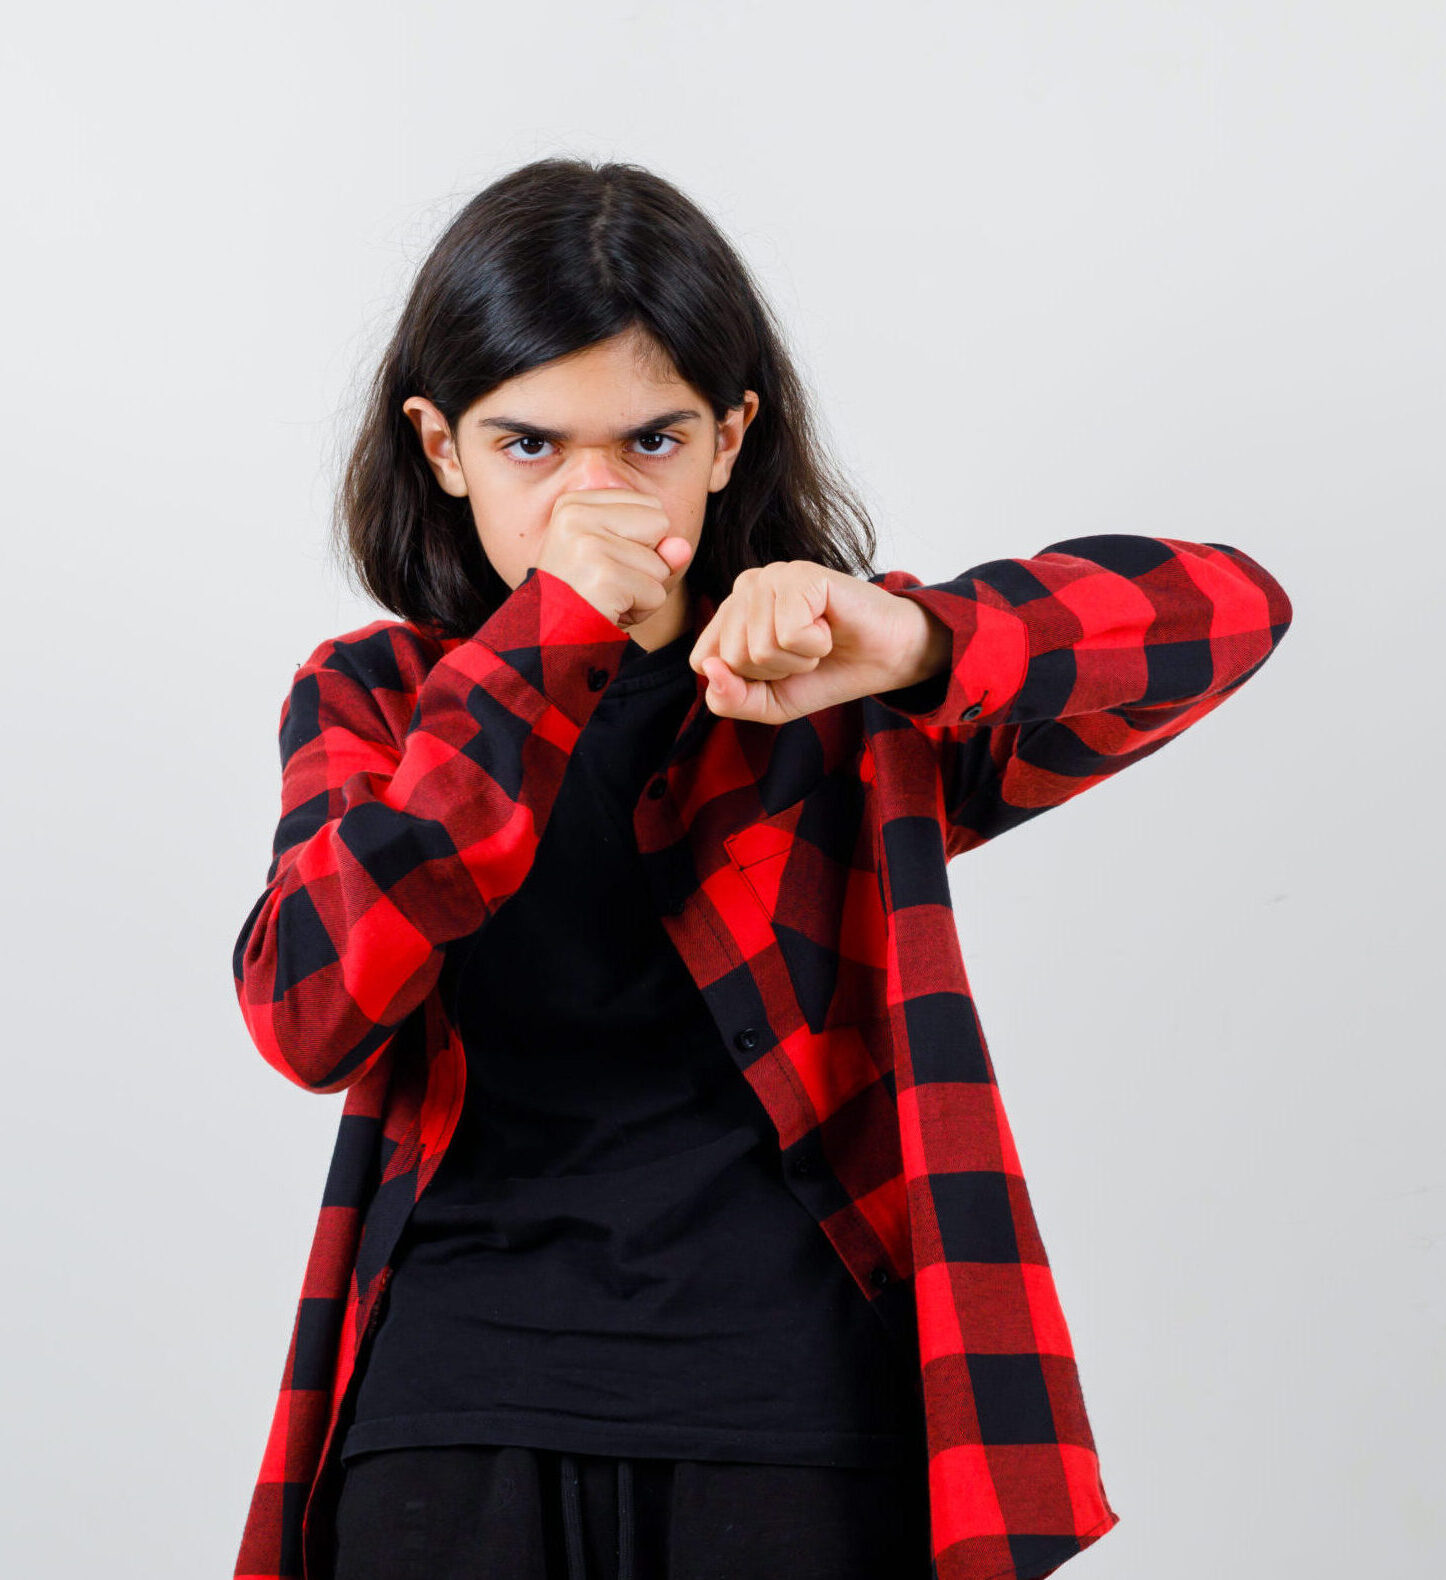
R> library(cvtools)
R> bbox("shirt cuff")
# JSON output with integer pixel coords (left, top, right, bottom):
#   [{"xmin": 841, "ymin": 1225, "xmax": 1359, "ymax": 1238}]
[
  {"xmin": 872, "ymin": 580, "xmax": 1030, "ymax": 729},
  {"xmin": 423, "ymin": 563, "xmax": 634, "ymax": 730}
]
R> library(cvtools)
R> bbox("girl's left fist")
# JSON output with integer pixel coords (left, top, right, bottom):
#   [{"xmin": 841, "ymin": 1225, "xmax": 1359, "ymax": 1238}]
[{"xmin": 687, "ymin": 560, "xmax": 949, "ymax": 724}]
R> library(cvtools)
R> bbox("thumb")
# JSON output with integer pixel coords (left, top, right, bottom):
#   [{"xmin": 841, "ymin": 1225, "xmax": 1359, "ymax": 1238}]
[{"xmin": 657, "ymin": 535, "xmax": 695, "ymax": 575}]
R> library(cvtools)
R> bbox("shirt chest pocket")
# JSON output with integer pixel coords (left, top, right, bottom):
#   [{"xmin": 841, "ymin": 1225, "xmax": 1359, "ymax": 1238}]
[
  {"xmin": 721, "ymin": 765, "xmax": 870, "ymax": 920},
  {"xmin": 723, "ymin": 784, "xmax": 865, "ymax": 933},
  {"xmin": 722, "ymin": 816, "xmax": 798, "ymax": 913}
]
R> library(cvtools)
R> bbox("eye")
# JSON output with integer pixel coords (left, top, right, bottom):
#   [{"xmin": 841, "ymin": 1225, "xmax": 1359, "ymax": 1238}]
[
  {"xmin": 501, "ymin": 436, "xmax": 557, "ymax": 462},
  {"xmin": 632, "ymin": 432, "xmax": 681, "ymax": 458},
  {"xmin": 500, "ymin": 432, "xmax": 682, "ymax": 464}
]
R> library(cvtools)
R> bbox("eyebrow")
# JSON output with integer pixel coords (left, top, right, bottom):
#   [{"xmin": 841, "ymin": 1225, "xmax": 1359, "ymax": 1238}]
[{"xmin": 475, "ymin": 408, "xmax": 705, "ymax": 443}]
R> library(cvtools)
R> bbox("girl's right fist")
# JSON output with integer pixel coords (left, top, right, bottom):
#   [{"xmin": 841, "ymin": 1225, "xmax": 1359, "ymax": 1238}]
[{"xmin": 534, "ymin": 488, "xmax": 694, "ymax": 628}]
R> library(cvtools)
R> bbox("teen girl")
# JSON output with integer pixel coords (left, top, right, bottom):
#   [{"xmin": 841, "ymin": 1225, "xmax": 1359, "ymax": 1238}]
[{"xmin": 232, "ymin": 156, "xmax": 1293, "ymax": 1580}]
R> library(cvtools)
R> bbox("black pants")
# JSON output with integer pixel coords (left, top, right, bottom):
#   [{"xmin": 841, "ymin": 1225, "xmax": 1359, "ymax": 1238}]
[{"xmin": 332, "ymin": 1442, "xmax": 934, "ymax": 1580}]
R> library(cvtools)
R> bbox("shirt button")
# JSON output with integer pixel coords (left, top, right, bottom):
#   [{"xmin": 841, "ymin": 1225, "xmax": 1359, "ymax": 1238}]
[
  {"xmin": 586, "ymin": 667, "xmax": 608, "ymax": 691},
  {"xmin": 790, "ymin": 1155, "xmax": 814, "ymax": 1178},
  {"xmin": 646, "ymin": 776, "xmax": 668, "ymax": 798},
  {"xmin": 869, "ymin": 1263, "xmax": 891, "ymax": 1289},
  {"xmin": 733, "ymin": 1027, "xmax": 759, "ymax": 1052},
  {"xmin": 961, "ymin": 702, "xmax": 983, "ymax": 720}
]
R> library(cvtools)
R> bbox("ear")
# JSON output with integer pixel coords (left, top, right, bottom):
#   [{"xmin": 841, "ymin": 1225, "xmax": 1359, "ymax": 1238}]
[
  {"xmin": 708, "ymin": 389, "xmax": 760, "ymax": 493},
  {"xmin": 402, "ymin": 396, "xmax": 469, "ymax": 498}
]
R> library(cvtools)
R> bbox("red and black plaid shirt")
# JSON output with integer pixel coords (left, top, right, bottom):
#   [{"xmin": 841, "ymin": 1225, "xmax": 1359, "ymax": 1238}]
[{"xmin": 231, "ymin": 534, "xmax": 1292, "ymax": 1580}]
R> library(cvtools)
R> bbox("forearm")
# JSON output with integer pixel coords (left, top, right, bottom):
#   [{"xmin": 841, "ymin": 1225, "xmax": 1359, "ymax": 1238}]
[
  {"xmin": 234, "ymin": 565, "xmax": 632, "ymax": 1093},
  {"xmin": 869, "ymin": 536, "xmax": 1292, "ymax": 730}
]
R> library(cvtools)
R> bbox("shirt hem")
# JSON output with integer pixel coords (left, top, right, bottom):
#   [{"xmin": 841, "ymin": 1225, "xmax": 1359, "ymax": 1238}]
[{"xmin": 339, "ymin": 1407, "xmax": 920, "ymax": 1469}]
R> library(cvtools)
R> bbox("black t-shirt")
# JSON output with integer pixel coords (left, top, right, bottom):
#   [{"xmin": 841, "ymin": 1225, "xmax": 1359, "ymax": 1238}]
[{"xmin": 340, "ymin": 626, "xmax": 925, "ymax": 1469}]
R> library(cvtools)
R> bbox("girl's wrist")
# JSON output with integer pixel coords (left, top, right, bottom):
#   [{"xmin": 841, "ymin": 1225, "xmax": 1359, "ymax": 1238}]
[{"xmin": 886, "ymin": 598, "xmax": 952, "ymax": 692}]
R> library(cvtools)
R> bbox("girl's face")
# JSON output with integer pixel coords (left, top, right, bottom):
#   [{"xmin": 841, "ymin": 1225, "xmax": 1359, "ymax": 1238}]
[{"xmin": 404, "ymin": 326, "xmax": 758, "ymax": 614}]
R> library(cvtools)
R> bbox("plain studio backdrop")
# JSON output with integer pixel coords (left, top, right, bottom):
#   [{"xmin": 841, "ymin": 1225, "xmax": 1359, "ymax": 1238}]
[{"xmin": 2, "ymin": 3, "xmax": 1440, "ymax": 1575}]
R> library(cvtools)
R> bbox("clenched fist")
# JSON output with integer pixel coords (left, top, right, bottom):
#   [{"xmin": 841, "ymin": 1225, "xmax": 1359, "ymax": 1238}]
[
  {"xmin": 687, "ymin": 560, "xmax": 951, "ymax": 724},
  {"xmin": 534, "ymin": 487, "xmax": 694, "ymax": 629}
]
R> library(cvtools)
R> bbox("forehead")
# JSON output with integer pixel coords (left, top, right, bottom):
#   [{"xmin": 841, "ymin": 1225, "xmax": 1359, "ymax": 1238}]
[{"xmin": 484, "ymin": 331, "xmax": 689, "ymax": 407}]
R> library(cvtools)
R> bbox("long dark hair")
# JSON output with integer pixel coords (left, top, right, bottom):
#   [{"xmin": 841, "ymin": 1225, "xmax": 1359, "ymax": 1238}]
[{"xmin": 333, "ymin": 159, "xmax": 879, "ymax": 638}]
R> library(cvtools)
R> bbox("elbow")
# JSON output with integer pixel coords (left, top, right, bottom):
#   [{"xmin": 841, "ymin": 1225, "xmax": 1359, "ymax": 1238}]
[
  {"xmin": 1204, "ymin": 540, "xmax": 1295, "ymax": 651},
  {"xmin": 233, "ymin": 972, "xmax": 397, "ymax": 1094},
  {"xmin": 231, "ymin": 896, "xmax": 397, "ymax": 1095}
]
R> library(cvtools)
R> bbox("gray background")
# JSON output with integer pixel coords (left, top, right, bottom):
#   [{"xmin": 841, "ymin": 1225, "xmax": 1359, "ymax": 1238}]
[{"xmin": 3, "ymin": 3, "xmax": 1440, "ymax": 1575}]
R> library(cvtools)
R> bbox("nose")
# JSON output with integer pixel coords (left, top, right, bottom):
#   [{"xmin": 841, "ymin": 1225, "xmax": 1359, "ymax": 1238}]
[{"xmin": 565, "ymin": 448, "xmax": 635, "ymax": 491}]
